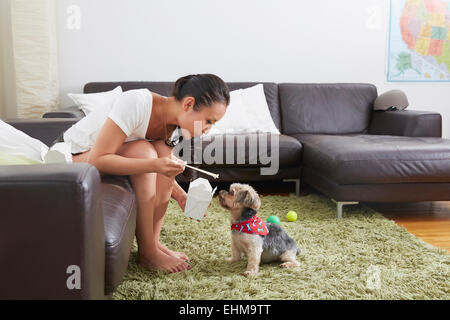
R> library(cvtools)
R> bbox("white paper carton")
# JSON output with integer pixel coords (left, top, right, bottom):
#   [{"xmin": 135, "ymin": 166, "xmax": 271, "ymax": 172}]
[
  {"xmin": 42, "ymin": 142, "xmax": 73, "ymax": 164},
  {"xmin": 184, "ymin": 178, "xmax": 217, "ymax": 221}
]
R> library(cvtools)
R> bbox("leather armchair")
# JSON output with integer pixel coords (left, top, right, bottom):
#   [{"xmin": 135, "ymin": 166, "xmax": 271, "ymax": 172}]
[
  {"xmin": 0, "ymin": 163, "xmax": 105, "ymax": 299},
  {"xmin": 0, "ymin": 118, "xmax": 135, "ymax": 299}
]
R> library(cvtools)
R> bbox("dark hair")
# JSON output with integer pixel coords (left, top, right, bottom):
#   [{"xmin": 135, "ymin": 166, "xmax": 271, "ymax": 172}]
[{"xmin": 172, "ymin": 74, "xmax": 230, "ymax": 111}]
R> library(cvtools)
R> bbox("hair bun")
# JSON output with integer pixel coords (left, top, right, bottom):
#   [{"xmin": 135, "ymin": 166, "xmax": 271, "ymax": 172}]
[{"xmin": 172, "ymin": 74, "xmax": 230, "ymax": 111}]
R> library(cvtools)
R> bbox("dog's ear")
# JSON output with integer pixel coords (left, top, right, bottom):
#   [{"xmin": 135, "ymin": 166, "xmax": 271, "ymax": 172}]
[
  {"xmin": 235, "ymin": 190, "xmax": 248, "ymax": 205},
  {"xmin": 235, "ymin": 189, "xmax": 261, "ymax": 210}
]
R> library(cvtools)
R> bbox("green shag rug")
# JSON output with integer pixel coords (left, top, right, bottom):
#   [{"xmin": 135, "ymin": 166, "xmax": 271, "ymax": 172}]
[{"xmin": 113, "ymin": 194, "xmax": 450, "ymax": 300}]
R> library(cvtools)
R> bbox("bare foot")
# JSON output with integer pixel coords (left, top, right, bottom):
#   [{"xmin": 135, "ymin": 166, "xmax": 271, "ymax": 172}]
[
  {"xmin": 138, "ymin": 249, "xmax": 191, "ymax": 273},
  {"xmin": 158, "ymin": 242, "xmax": 189, "ymax": 261}
]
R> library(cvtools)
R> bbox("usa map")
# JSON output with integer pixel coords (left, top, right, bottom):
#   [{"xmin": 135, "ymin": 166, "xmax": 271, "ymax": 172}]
[{"xmin": 388, "ymin": 0, "xmax": 450, "ymax": 82}]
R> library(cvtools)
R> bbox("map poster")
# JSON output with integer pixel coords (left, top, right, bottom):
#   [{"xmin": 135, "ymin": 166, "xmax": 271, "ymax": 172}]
[{"xmin": 387, "ymin": 0, "xmax": 450, "ymax": 82}]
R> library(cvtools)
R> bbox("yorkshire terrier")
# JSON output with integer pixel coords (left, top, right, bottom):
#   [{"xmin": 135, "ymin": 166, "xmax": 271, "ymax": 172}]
[{"xmin": 218, "ymin": 183, "xmax": 300, "ymax": 277}]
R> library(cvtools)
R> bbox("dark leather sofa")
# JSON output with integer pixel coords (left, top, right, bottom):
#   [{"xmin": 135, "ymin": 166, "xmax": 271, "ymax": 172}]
[
  {"xmin": 1, "ymin": 81, "xmax": 449, "ymax": 299},
  {"xmin": 46, "ymin": 82, "xmax": 450, "ymax": 206}
]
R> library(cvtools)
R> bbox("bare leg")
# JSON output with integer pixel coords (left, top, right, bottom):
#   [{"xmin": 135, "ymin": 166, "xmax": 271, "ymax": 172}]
[
  {"xmin": 117, "ymin": 140, "xmax": 190, "ymax": 273},
  {"xmin": 72, "ymin": 141, "xmax": 190, "ymax": 273},
  {"xmin": 150, "ymin": 140, "xmax": 189, "ymax": 261}
]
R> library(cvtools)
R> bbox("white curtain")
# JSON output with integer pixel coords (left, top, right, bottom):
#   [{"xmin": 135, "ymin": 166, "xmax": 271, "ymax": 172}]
[
  {"xmin": 0, "ymin": 0, "xmax": 13, "ymax": 119},
  {"xmin": 0, "ymin": 50, "xmax": 5, "ymax": 119},
  {"xmin": 10, "ymin": 0, "xmax": 59, "ymax": 118}
]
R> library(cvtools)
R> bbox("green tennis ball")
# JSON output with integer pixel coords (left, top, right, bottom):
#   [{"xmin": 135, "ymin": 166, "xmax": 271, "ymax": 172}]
[
  {"xmin": 267, "ymin": 215, "xmax": 281, "ymax": 225},
  {"xmin": 286, "ymin": 211, "xmax": 298, "ymax": 222}
]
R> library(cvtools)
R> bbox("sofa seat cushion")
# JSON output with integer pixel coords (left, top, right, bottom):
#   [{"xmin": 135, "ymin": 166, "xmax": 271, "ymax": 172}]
[
  {"xmin": 100, "ymin": 175, "xmax": 137, "ymax": 295},
  {"xmin": 293, "ymin": 133, "xmax": 450, "ymax": 185},
  {"xmin": 179, "ymin": 134, "xmax": 302, "ymax": 168}
]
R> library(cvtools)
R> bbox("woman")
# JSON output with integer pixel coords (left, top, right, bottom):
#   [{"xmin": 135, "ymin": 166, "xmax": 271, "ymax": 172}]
[{"xmin": 66, "ymin": 74, "xmax": 230, "ymax": 273}]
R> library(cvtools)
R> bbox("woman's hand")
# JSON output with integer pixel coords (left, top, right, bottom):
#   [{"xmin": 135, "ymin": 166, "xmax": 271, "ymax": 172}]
[
  {"xmin": 154, "ymin": 155, "xmax": 186, "ymax": 178},
  {"xmin": 176, "ymin": 192, "xmax": 188, "ymax": 212}
]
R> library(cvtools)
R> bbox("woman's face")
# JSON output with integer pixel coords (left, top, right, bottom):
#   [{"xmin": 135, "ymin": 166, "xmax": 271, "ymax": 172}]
[{"xmin": 177, "ymin": 97, "xmax": 227, "ymax": 138}]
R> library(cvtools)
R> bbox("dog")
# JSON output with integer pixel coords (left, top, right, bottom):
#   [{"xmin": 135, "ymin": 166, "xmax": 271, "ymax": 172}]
[{"xmin": 218, "ymin": 183, "xmax": 300, "ymax": 277}]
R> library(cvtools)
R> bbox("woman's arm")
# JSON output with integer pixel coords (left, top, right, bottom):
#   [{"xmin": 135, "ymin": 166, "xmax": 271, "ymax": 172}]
[
  {"xmin": 88, "ymin": 118, "xmax": 184, "ymax": 176},
  {"xmin": 172, "ymin": 180, "xmax": 187, "ymax": 208}
]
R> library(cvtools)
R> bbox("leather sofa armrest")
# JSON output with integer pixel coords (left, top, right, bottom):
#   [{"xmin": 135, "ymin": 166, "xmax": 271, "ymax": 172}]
[
  {"xmin": 368, "ymin": 110, "xmax": 442, "ymax": 137},
  {"xmin": 5, "ymin": 118, "xmax": 79, "ymax": 147},
  {"xmin": 42, "ymin": 106, "xmax": 86, "ymax": 119},
  {"xmin": 0, "ymin": 163, "xmax": 105, "ymax": 299}
]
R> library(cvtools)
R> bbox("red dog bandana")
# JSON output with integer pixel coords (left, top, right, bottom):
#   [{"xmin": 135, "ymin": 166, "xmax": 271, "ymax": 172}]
[{"xmin": 231, "ymin": 215, "xmax": 269, "ymax": 236}]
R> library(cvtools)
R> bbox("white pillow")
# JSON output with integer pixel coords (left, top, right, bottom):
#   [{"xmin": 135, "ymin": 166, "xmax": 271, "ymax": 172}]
[
  {"xmin": 0, "ymin": 119, "xmax": 49, "ymax": 163},
  {"xmin": 0, "ymin": 119, "xmax": 72, "ymax": 164},
  {"xmin": 206, "ymin": 84, "xmax": 280, "ymax": 135},
  {"xmin": 68, "ymin": 86, "xmax": 123, "ymax": 115}
]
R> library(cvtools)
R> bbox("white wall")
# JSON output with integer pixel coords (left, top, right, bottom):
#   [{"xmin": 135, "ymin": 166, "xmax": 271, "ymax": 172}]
[
  {"xmin": 0, "ymin": 0, "xmax": 17, "ymax": 119},
  {"xmin": 56, "ymin": 0, "xmax": 450, "ymax": 137}
]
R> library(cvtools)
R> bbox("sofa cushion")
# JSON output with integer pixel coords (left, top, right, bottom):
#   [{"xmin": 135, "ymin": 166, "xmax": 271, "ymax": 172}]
[
  {"xmin": 279, "ymin": 83, "xmax": 378, "ymax": 135},
  {"xmin": 6, "ymin": 118, "xmax": 79, "ymax": 147},
  {"xmin": 83, "ymin": 81, "xmax": 282, "ymax": 130},
  {"xmin": 176, "ymin": 166, "xmax": 303, "ymax": 183},
  {"xmin": 100, "ymin": 175, "xmax": 136, "ymax": 295},
  {"xmin": 293, "ymin": 133, "xmax": 450, "ymax": 185},
  {"xmin": 0, "ymin": 151, "xmax": 42, "ymax": 165},
  {"xmin": 226, "ymin": 83, "xmax": 281, "ymax": 130},
  {"xmin": 175, "ymin": 133, "xmax": 302, "ymax": 168},
  {"xmin": 42, "ymin": 106, "xmax": 86, "ymax": 119},
  {"xmin": 207, "ymin": 84, "xmax": 280, "ymax": 135},
  {"xmin": 68, "ymin": 85, "xmax": 123, "ymax": 115}
]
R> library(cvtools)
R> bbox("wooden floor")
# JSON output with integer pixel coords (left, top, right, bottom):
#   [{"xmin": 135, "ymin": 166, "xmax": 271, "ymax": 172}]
[
  {"xmin": 214, "ymin": 181, "xmax": 450, "ymax": 254},
  {"xmin": 365, "ymin": 201, "xmax": 450, "ymax": 253}
]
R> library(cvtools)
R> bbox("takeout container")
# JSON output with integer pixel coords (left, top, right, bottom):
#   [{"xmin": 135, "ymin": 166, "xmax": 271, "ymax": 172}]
[{"xmin": 184, "ymin": 178, "xmax": 217, "ymax": 221}]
